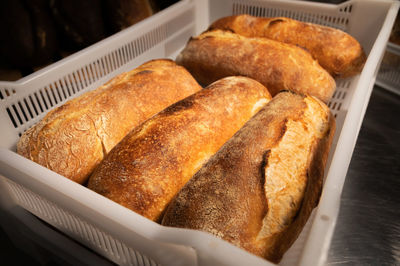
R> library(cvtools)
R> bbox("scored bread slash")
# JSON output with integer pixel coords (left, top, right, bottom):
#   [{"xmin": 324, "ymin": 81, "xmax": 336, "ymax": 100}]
[
  {"xmin": 87, "ymin": 76, "xmax": 272, "ymax": 222},
  {"xmin": 162, "ymin": 90, "xmax": 336, "ymax": 263}
]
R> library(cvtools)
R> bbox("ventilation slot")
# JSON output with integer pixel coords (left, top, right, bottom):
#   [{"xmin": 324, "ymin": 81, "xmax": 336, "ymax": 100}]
[
  {"xmin": 32, "ymin": 92, "xmax": 43, "ymax": 113},
  {"xmin": 47, "ymin": 85, "xmax": 59, "ymax": 105},
  {"xmin": 7, "ymin": 86, "xmax": 62, "ymax": 129},
  {"xmin": 133, "ymin": 27, "xmax": 166, "ymax": 58},
  {"xmin": 80, "ymin": 67, "xmax": 90, "ymax": 88},
  {"xmin": 328, "ymin": 99, "xmax": 342, "ymax": 118},
  {"xmin": 5, "ymin": 25, "xmax": 167, "ymax": 132},
  {"xmin": 92, "ymin": 61, "xmax": 103, "ymax": 81},
  {"xmin": 328, "ymin": 85, "xmax": 349, "ymax": 118},
  {"xmin": 23, "ymin": 98, "xmax": 35, "ymax": 119},
  {"xmin": 42, "ymin": 87, "xmax": 54, "ymax": 108},
  {"xmin": 72, "ymin": 71, "xmax": 85, "ymax": 92},
  {"xmin": 90, "ymin": 26, "xmax": 166, "ymax": 79},
  {"xmin": 0, "ymin": 87, "xmax": 16, "ymax": 100},
  {"xmin": 6, "ymin": 107, "xmax": 17, "ymax": 128},
  {"xmin": 18, "ymin": 101, "xmax": 29, "ymax": 122},
  {"xmin": 7, "ymin": 180, "xmax": 160, "ymax": 266},
  {"xmin": 232, "ymin": 3, "xmax": 350, "ymax": 30},
  {"xmin": 88, "ymin": 63, "xmax": 99, "ymax": 84},
  {"xmin": 337, "ymin": 79, "xmax": 352, "ymax": 89},
  {"xmin": 66, "ymin": 74, "xmax": 78, "ymax": 94},
  {"xmin": 339, "ymin": 4, "xmax": 353, "ymax": 13},
  {"xmin": 59, "ymin": 77, "xmax": 72, "ymax": 98},
  {"xmin": 104, "ymin": 55, "xmax": 113, "ymax": 75},
  {"xmin": 6, "ymin": 100, "xmax": 33, "ymax": 128}
]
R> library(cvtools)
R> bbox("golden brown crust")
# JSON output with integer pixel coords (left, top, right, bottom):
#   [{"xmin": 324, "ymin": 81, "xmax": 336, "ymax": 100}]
[
  {"xmin": 17, "ymin": 59, "xmax": 202, "ymax": 184},
  {"xmin": 209, "ymin": 15, "xmax": 366, "ymax": 77},
  {"xmin": 87, "ymin": 76, "xmax": 272, "ymax": 222},
  {"xmin": 176, "ymin": 30, "xmax": 336, "ymax": 103},
  {"xmin": 161, "ymin": 91, "xmax": 336, "ymax": 263}
]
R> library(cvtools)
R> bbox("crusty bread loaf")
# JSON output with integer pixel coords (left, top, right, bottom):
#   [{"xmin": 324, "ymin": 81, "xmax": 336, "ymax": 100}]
[
  {"xmin": 176, "ymin": 30, "xmax": 336, "ymax": 103},
  {"xmin": 209, "ymin": 15, "xmax": 366, "ymax": 78},
  {"xmin": 162, "ymin": 90, "xmax": 336, "ymax": 263},
  {"xmin": 87, "ymin": 76, "xmax": 272, "ymax": 222},
  {"xmin": 17, "ymin": 59, "xmax": 202, "ymax": 184}
]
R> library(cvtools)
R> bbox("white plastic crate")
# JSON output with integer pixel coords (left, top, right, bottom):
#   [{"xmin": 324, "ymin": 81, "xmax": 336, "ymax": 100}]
[
  {"xmin": 376, "ymin": 42, "xmax": 400, "ymax": 95},
  {"xmin": 0, "ymin": 0, "xmax": 399, "ymax": 265}
]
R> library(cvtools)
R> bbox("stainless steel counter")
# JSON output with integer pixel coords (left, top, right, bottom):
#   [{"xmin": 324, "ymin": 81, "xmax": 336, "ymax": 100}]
[
  {"xmin": 326, "ymin": 85, "xmax": 400, "ymax": 266},
  {"xmin": 0, "ymin": 85, "xmax": 399, "ymax": 265}
]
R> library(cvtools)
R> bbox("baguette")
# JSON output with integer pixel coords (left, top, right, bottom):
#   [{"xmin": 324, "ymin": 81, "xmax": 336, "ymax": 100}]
[
  {"xmin": 162, "ymin": 90, "xmax": 336, "ymax": 263},
  {"xmin": 87, "ymin": 76, "xmax": 272, "ymax": 222},
  {"xmin": 209, "ymin": 15, "xmax": 366, "ymax": 77},
  {"xmin": 17, "ymin": 59, "xmax": 202, "ymax": 184},
  {"xmin": 176, "ymin": 30, "xmax": 336, "ymax": 103}
]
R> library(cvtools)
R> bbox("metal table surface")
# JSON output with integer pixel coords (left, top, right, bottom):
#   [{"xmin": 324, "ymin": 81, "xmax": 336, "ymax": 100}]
[
  {"xmin": 0, "ymin": 85, "xmax": 399, "ymax": 265},
  {"xmin": 325, "ymin": 85, "xmax": 400, "ymax": 266}
]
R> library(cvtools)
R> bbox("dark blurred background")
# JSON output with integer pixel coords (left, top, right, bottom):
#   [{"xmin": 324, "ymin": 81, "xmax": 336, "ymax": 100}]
[{"xmin": 0, "ymin": 0, "xmax": 178, "ymax": 81}]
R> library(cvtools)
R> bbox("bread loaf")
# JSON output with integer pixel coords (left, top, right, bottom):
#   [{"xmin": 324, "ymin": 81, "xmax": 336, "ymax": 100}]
[
  {"xmin": 176, "ymin": 30, "xmax": 336, "ymax": 103},
  {"xmin": 87, "ymin": 76, "xmax": 272, "ymax": 222},
  {"xmin": 162, "ymin": 91, "xmax": 336, "ymax": 263},
  {"xmin": 209, "ymin": 15, "xmax": 366, "ymax": 78},
  {"xmin": 17, "ymin": 59, "xmax": 202, "ymax": 184}
]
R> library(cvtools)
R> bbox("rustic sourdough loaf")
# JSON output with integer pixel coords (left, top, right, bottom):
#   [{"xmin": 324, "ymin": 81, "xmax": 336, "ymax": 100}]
[
  {"xmin": 176, "ymin": 30, "xmax": 336, "ymax": 103},
  {"xmin": 209, "ymin": 15, "xmax": 366, "ymax": 77},
  {"xmin": 162, "ymin": 90, "xmax": 336, "ymax": 263},
  {"xmin": 88, "ymin": 76, "xmax": 272, "ymax": 222},
  {"xmin": 17, "ymin": 59, "xmax": 202, "ymax": 184}
]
